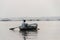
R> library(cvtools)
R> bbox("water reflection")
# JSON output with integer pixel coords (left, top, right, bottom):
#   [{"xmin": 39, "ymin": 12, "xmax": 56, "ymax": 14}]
[{"xmin": 19, "ymin": 30, "xmax": 38, "ymax": 40}]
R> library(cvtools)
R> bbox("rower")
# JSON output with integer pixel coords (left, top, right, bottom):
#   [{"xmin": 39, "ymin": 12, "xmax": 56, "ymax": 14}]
[{"xmin": 20, "ymin": 20, "xmax": 28, "ymax": 29}]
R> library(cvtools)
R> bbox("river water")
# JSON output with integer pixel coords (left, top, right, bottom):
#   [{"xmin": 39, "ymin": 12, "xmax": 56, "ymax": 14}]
[{"xmin": 0, "ymin": 21, "xmax": 60, "ymax": 40}]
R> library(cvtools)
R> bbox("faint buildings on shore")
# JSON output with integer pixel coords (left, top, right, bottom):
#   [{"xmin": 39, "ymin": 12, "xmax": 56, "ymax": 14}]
[{"xmin": 0, "ymin": 17, "xmax": 60, "ymax": 21}]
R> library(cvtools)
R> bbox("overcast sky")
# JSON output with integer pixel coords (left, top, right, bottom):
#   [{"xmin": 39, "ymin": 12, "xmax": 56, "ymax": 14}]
[{"xmin": 0, "ymin": 0, "xmax": 60, "ymax": 18}]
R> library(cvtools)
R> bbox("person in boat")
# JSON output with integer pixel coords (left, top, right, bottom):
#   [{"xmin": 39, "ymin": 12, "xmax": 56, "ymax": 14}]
[
  {"xmin": 20, "ymin": 20, "xmax": 28, "ymax": 29},
  {"xmin": 9, "ymin": 20, "xmax": 28, "ymax": 31}
]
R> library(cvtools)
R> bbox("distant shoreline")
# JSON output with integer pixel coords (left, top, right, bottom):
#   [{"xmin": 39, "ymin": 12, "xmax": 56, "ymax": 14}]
[{"xmin": 0, "ymin": 17, "xmax": 60, "ymax": 21}]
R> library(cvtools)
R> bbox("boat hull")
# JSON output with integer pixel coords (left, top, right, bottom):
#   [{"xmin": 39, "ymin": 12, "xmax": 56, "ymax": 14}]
[{"xmin": 19, "ymin": 23, "xmax": 38, "ymax": 31}]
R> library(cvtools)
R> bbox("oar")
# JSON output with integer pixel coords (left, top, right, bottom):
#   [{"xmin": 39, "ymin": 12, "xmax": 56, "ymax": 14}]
[{"xmin": 9, "ymin": 27, "xmax": 19, "ymax": 30}]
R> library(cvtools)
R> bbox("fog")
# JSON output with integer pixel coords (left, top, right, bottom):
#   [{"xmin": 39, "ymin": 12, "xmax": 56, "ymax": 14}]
[{"xmin": 0, "ymin": 0, "xmax": 60, "ymax": 18}]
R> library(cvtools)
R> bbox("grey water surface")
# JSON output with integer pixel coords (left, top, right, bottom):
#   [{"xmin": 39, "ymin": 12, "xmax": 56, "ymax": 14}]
[{"xmin": 0, "ymin": 21, "xmax": 60, "ymax": 40}]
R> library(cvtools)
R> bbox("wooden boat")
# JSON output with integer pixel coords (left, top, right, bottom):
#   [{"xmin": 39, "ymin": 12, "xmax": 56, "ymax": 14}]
[{"xmin": 19, "ymin": 23, "xmax": 38, "ymax": 31}]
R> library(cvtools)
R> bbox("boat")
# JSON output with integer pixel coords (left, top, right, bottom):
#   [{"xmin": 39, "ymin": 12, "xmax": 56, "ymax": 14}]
[
  {"xmin": 9, "ymin": 23, "xmax": 38, "ymax": 31},
  {"xmin": 19, "ymin": 23, "xmax": 38, "ymax": 31}
]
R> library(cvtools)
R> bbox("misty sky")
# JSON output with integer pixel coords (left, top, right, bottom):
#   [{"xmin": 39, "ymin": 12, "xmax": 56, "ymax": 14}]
[{"xmin": 0, "ymin": 0, "xmax": 60, "ymax": 18}]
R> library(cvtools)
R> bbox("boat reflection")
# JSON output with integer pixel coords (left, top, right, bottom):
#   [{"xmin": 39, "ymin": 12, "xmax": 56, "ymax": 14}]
[{"xmin": 19, "ymin": 30, "xmax": 38, "ymax": 40}]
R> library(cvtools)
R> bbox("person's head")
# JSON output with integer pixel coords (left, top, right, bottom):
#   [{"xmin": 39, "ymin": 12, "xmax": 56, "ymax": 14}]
[{"xmin": 23, "ymin": 20, "xmax": 26, "ymax": 22}]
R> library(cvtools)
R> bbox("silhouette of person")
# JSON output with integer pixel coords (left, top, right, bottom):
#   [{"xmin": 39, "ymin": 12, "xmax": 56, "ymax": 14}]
[{"xmin": 20, "ymin": 20, "xmax": 28, "ymax": 29}]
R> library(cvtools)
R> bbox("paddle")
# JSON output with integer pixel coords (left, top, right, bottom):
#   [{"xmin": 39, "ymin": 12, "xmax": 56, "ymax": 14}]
[{"xmin": 9, "ymin": 27, "xmax": 19, "ymax": 30}]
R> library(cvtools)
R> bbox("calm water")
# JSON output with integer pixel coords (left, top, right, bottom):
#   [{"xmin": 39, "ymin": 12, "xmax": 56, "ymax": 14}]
[{"xmin": 0, "ymin": 21, "xmax": 60, "ymax": 40}]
